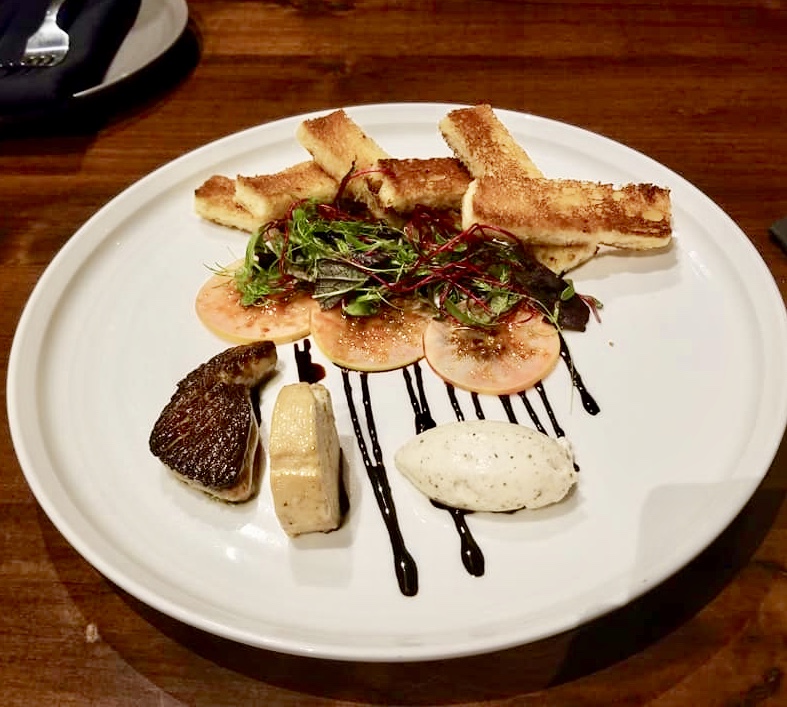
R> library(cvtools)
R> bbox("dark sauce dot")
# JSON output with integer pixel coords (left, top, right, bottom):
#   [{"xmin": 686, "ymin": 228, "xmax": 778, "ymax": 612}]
[{"xmin": 293, "ymin": 339, "xmax": 325, "ymax": 383}]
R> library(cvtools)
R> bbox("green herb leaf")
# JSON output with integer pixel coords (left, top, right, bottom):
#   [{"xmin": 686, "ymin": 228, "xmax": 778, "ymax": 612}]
[
  {"xmin": 231, "ymin": 199, "xmax": 592, "ymax": 331},
  {"xmin": 560, "ymin": 279, "xmax": 575, "ymax": 301}
]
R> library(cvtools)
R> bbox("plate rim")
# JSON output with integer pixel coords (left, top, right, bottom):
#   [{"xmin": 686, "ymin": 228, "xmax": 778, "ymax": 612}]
[
  {"xmin": 72, "ymin": 0, "xmax": 189, "ymax": 99},
  {"xmin": 8, "ymin": 102, "xmax": 787, "ymax": 661}
]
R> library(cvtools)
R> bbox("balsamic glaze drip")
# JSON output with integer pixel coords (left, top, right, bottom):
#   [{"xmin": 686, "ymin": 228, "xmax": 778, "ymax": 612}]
[
  {"xmin": 445, "ymin": 384, "xmax": 465, "ymax": 421},
  {"xmin": 341, "ymin": 370, "xmax": 418, "ymax": 596},
  {"xmin": 559, "ymin": 334, "xmax": 600, "ymax": 415},
  {"xmin": 499, "ymin": 395, "xmax": 518, "ymax": 424},
  {"xmin": 533, "ymin": 382, "xmax": 563, "ymax": 437},
  {"xmin": 293, "ymin": 339, "xmax": 325, "ymax": 383},
  {"xmin": 317, "ymin": 332, "xmax": 597, "ymax": 593},
  {"xmin": 471, "ymin": 393, "xmax": 485, "ymax": 419},
  {"xmin": 532, "ymin": 382, "xmax": 579, "ymax": 470},
  {"xmin": 401, "ymin": 372, "xmax": 485, "ymax": 576},
  {"xmin": 402, "ymin": 363, "xmax": 436, "ymax": 433},
  {"xmin": 431, "ymin": 501, "xmax": 485, "ymax": 576},
  {"xmin": 516, "ymin": 391, "xmax": 547, "ymax": 434}
]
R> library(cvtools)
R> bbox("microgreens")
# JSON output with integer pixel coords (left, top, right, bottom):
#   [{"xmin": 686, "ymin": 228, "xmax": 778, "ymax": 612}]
[{"xmin": 233, "ymin": 199, "xmax": 593, "ymax": 331}]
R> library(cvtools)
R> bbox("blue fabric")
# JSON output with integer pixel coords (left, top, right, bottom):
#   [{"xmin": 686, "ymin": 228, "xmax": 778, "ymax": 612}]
[{"xmin": 0, "ymin": 0, "xmax": 141, "ymax": 113}]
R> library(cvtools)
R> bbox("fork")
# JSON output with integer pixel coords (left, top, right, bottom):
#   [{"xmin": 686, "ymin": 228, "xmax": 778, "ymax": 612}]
[{"xmin": 0, "ymin": 0, "xmax": 70, "ymax": 70}]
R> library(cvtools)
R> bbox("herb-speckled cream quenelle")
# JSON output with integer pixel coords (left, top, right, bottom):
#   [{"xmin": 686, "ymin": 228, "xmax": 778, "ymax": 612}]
[{"xmin": 394, "ymin": 420, "xmax": 577, "ymax": 512}]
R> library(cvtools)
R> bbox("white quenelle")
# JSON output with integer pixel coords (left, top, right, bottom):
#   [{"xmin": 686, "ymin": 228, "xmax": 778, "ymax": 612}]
[{"xmin": 394, "ymin": 420, "xmax": 577, "ymax": 512}]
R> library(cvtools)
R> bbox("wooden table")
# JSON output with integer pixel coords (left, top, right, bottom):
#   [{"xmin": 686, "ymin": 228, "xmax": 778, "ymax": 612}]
[{"xmin": 2, "ymin": 1, "xmax": 786, "ymax": 704}]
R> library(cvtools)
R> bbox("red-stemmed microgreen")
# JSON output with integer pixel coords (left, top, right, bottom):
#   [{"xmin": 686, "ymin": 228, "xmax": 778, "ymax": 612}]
[{"xmin": 233, "ymin": 199, "xmax": 593, "ymax": 331}]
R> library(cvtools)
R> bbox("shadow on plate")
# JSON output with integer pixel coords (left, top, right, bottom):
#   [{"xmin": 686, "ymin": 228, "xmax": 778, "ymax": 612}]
[
  {"xmin": 0, "ymin": 18, "xmax": 201, "ymax": 142},
  {"xmin": 37, "ymin": 438, "xmax": 787, "ymax": 704}
]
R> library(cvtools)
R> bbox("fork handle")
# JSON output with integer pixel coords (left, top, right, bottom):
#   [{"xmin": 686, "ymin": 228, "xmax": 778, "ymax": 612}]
[{"xmin": 45, "ymin": 0, "xmax": 67, "ymax": 20}]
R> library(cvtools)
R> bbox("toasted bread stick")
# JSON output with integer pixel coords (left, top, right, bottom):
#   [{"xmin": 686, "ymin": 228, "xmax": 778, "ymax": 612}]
[
  {"xmin": 530, "ymin": 242, "xmax": 600, "ymax": 274},
  {"xmin": 463, "ymin": 174, "xmax": 672, "ymax": 249},
  {"xmin": 194, "ymin": 175, "xmax": 261, "ymax": 232},
  {"xmin": 234, "ymin": 161, "xmax": 338, "ymax": 223},
  {"xmin": 439, "ymin": 104, "xmax": 543, "ymax": 179},
  {"xmin": 375, "ymin": 157, "xmax": 472, "ymax": 213},
  {"xmin": 296, "ymin": 110, "xmax": 390, "ymax": 207}
]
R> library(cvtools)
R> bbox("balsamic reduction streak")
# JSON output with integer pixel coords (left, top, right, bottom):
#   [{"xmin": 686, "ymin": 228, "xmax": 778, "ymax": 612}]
[
  {"xmin": 518, "ymin": 390, "xmax": 548, "ymax": 434},
  {"xmin": 534, "ymin": 382, "xmax": 564, "ymax": 437},
  {"xmin": 342, "ymin": 369, "xmax": 419, "ymax": 597},
  {"xmin": 404, "ymin": 365, "xmax": 485, "ymax": 578},
  {"xmin": 558, "ymin": 334, "xmax": 600, "ymax": 415},
  {"xmin": 292, "ymin": 332, "xmax": 599, "ymax": 596},
  {"xmin": 445, "ymin": 384, "xmax": 465, "ymax": 421},
  {"xmin": 471, "ymin": 392, "xmax": 485, "ymax": 419}
]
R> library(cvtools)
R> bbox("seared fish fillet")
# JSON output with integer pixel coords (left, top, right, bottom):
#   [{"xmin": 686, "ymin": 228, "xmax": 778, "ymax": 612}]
[{"xmin": 149, "ymin": 341, "xmax": 278, "ymax": 502}]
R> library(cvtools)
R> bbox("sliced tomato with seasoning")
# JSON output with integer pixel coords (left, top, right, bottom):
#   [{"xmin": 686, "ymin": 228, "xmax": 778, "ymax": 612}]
[
  {"xmin": 195, "ymin": 268, "xmax": 316, "ymax": 345},
  {"xmin": 423, "ymin": 308, "xmax": 560, "ymax": 395},
  {"xmin": 311, "ymin": 301, "xmax": 431, "ymax": 372}
]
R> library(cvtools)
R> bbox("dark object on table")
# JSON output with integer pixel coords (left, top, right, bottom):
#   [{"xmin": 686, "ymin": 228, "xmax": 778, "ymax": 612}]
[
  {"xmin": 769, "ymin": 216, "xmax": 787, "ymax": 254},
  {"xmin": 0, "ymin": 0, "xmax": 141, "ymax": 114}
]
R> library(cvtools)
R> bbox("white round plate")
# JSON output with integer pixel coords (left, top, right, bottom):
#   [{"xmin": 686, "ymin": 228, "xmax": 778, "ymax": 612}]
[
  {"xmin": 74, "ymin": 0, "xmax": 188, "ymax": 98},
  {"xmin": 8, "ymin": 104, "xmax": 787, "ymax": 662}
]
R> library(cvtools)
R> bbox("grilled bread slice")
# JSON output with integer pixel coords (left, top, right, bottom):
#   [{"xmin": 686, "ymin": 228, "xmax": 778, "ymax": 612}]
[
  {"xmin": 234, "ymin": 161, "xmax": 338, "ymax": 224},
  {"xmin": 439, "ymin": 104, "xmax": 544, "ymax": 179},
  {"xmin": 530, "ymin": 242, "xmax": 600, "ymax": 274},
  {"xmin": 440, "ymin": 104, "xmax": 618, "ymax": 270},
  {"xmin": 463, "ymin": 173, "xmax": 672, "ymax": 249},
  {"xmin": 296, "ymin": 109, "xmax": 390, "ymax": 209},
  {"xmin": 194, "ymin": 175, "xmax": 261, "ymax": 232},
  {"xmin": 375, "ymin": 157, "xmax": 471, "ymax": 213}
]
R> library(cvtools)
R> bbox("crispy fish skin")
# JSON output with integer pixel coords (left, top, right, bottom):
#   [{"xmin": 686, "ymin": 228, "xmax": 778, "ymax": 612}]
[{"xmin": 149, "ymin": 341, "xmax": 277, "ymax": 502}]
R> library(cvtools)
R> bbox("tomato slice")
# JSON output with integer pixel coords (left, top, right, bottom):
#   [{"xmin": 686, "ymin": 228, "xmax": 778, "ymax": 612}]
[
  {"xmin": 195, "ymin": 268, "xmax": 316, "ymax": 344},
  {"xmin": 423, "ymin": 310, "xmax": 560, "ymax": 394},
  {"xmin": 310, "ymin": 301, "xmax": 430, "ymax": 372}
]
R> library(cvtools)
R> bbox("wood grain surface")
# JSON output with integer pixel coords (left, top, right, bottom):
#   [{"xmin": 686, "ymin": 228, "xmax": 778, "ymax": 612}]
[{"xmin": 1, "ymin": 1, "xmax": 786, "ymax": 705}]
